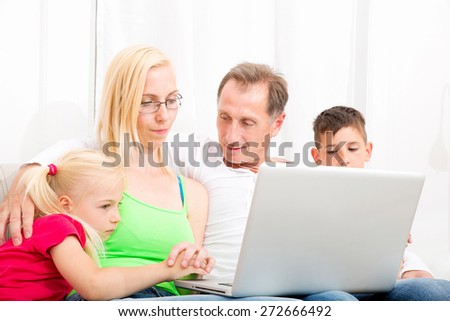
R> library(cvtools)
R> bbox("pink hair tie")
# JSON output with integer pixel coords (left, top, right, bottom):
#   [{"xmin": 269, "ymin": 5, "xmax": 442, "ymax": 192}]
[{"xmin": 48, "ymin": 164, "xmax": 58, "ymax": 176}]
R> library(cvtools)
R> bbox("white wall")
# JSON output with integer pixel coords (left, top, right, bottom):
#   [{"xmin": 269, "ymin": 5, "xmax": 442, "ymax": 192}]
[
  {"xmin": 366, "ymin": 0, "xmax": 450, "ymax": 278},
  {"xmin": 1, "ymin": 0, "xmax": 449, "ymax": 279},
  {"xmin": 0, "ymin": 0, "xmax": 94, "ymax": 163}
]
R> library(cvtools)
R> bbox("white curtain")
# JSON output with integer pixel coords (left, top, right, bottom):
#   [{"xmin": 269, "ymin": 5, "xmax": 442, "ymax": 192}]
[
  {"xmin": 365, "ymin": 0, "xmax": 450, "ymax": 277},
  {"xmin": 0, "ymin": 0, "xmax": 94, "ymax": 162}
]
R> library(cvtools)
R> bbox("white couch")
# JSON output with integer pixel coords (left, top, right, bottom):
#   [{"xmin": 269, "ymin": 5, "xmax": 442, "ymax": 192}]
[{"xmin": 0, "ymin": 163, "xmax": 18, "ymax": 203}]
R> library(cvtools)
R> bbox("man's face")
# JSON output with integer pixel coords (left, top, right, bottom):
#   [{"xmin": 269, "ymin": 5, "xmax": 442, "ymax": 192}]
[
  {"xmin": 216, "ymin": 80, "xmax": 285, "ymax": 171},
  {"xmin": 312, "ymin": 126, "xmax": 372, "ymax": 168}
]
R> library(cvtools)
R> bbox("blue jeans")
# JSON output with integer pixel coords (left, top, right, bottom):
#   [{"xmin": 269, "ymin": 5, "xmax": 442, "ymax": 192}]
[
  {"xmin": 124, "ymin": 290, "xmax": 356, "ymax": 301},
  {"xmin": 123, "ymin": 287, "xmax": 298, "ymax": 301},
  {"xmin": 354, "ymin": 278, "xmax": 450, "ymax": 301},
  {"xmin": 135, "ymin": 295, "xmax": 298, "ymax": 301},
  {"xmin": 300, "ymin": 291, "xmax": 357, "ymax": 301},
  {"xmin": 66, "ymin": 286, "xmax": 300, "ymax": 301},
  {"xmin": 65, "ymin": 286, "xmax": 177, "ymax": 301},
  {"xmin": 125, "ymin": 286, "xmax": 176, "ymax": 299}
]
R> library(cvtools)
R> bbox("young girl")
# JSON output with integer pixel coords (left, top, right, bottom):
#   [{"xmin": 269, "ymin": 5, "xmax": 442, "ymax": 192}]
[{"xmin": 0, "ymin": 149, "xmax": 210, "ymax": 301}]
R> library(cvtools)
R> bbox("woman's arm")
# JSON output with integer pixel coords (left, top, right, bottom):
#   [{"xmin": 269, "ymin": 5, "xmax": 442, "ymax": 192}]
[
  {"xmin": 184, "ymin": 176, "xmax": 208, "ymax": 246},
  {"xmin": 51, "ymin": 236, "xmax": 208, "ymax": 301},
  {"xmin": 166, "ymin": 176, "xmax": 214, "ymax": 271}
]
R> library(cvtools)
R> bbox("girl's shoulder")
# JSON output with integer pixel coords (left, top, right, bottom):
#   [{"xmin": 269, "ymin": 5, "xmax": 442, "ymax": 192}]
[
  {"xmin": 33, "ymin": 214, "xmax": 86, "ymax": 248},
  {"xmin": 35, "ymin": 213, "xmax": 80, "ymax": 228}
]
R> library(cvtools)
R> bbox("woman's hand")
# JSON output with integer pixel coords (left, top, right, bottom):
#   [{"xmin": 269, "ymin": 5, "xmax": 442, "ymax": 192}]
[
  {"xmin": 166, "ymin": 241, "xmax": 215, "ymax": 274},
  {"xmin": 165, "ymin": 249, "xmax": 213, "ymax": 280}
]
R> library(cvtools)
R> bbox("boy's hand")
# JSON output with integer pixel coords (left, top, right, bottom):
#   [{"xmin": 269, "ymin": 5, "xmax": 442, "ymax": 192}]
[
  {"xmin": 402, "ymin": 270, "xmax": 433, "ymax": 279},
  {"xmin": 166, "ymin": 241, "xmax": 215, "ymax": 273},
  {"xmin": 407, "ymin": 233, "xmax": 412, "ymax": 246}
]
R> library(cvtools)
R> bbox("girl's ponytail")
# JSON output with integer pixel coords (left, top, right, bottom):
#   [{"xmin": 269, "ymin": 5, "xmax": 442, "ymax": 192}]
[{"xmin": 19, "ymin": 164, "xmax": 62, "ymax": 218}]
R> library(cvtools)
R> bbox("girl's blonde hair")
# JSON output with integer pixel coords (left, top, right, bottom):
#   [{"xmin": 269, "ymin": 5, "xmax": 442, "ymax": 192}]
[
  {"xmin": 19, "ymin": 149, "xmax": 125, "ymax": 264},
  {"xmin": 97, "ymin": 44, "xmax": 172, "ymax": 164}
]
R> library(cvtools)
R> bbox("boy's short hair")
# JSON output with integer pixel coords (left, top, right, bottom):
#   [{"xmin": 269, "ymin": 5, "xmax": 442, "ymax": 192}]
[{"xmin": 313, "ymin": 106, "xmax": 367, "ymax": 148}]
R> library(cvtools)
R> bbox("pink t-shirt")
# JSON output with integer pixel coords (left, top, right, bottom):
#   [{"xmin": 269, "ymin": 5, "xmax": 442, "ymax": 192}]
[{"xmin": 0, "ymin": 214, "xmax": 86, "ymax": 300}]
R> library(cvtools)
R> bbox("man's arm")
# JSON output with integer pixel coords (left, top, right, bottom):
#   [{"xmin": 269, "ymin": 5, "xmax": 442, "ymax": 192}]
[{"xmin": 0, "ymin": 138, "xmax": 96, "ymax": 245}]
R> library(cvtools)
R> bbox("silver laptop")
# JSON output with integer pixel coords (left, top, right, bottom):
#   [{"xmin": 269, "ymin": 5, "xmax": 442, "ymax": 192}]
[{"xmin": 175, "ymin": 164, "xmax": 425, "ymax": 297}]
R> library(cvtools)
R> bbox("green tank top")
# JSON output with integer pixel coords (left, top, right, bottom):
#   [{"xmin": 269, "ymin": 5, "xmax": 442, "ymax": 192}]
[{"xmin": 100, "ymin": 175, "xmax": 194, "ymax": 295}]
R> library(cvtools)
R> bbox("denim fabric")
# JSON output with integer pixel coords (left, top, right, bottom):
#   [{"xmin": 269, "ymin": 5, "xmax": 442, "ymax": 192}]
[
  {"xmin": 65, "ymin": 292, "xmax": 85, "ymax": 301},
  {"xmin": 121, "ymin": 294, "xmax": 299, "ymax": 301},
  {"xmin": 67, "ymin": 288, "xmax": 358, "ymax": 301},
  {"xmin": 65, "ymin": 286, "xmax": 175, "ymax": 301},
  {"xmin": 300, "ymin": 291, "xmax": 358, "ymax": 301},
  {"xmin": 120, "ymin": 290, "xmax": 359, "ymax": 301},
  {"xmin": 126, "ymin": 287, "xmax": 176, "ymax": 299},
  {"xmin": 354, "ymin": 278, "xmax": 450, "ymax": 301}
]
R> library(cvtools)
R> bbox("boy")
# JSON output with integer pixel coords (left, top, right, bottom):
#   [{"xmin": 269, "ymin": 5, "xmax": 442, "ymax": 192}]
[{"xmin": 311, "ymin": 106, "xmax": 432, "ymax": 279}]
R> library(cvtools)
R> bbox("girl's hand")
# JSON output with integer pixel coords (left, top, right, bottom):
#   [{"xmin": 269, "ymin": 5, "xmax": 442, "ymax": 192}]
[
  {"xmin": 166, "ymin": 241, "xmax": 215, "ymax": 273},
  {"xmin": 165, "ymin": 250, "xmax": 213, "ymax": 280}
]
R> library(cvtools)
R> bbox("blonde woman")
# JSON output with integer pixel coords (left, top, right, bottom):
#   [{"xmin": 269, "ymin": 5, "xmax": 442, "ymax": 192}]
[
  {"xmin": 0, "ymin": 149, "xmax": 209, "ymax": 301},
  {"xmin": 94, "ymin": 45, "xmax": 214, "ymax": 298}
]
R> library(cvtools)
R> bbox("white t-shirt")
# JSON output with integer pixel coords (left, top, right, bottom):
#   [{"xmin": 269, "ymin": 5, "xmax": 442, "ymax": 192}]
[
  {"xmin": 168, "ymin": 133, "xmax": 257, "ymax": 279},
  {"xmin": 29, "ymin": 133, "xmax": 432, "ymax": 279},
  {"xmin": 29, "ymin": 138, "xmax": 98, "ymax": 165}
]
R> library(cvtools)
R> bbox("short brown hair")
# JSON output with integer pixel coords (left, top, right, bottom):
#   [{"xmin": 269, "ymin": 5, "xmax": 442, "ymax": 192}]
[
  {"xmin": 217, "ymin": 62, "xmax": 288, "ymax": 119},
  {"xmin": 313, "ymin": 106, "xmax": 367, "ymax": 148}
]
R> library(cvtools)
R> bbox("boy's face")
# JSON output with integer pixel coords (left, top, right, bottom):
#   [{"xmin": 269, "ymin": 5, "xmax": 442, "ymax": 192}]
[{"xmin": 311, "ymin": 126, "xmax": 372, "ymax": 168}]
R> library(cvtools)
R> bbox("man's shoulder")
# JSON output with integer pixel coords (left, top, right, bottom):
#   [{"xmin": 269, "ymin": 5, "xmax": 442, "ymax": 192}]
[
  {"xmin": 28, "ymin": 137, "xmax": 98, "ymax": 164},
  {"xmin": 51, "ymin": 137, "xmax": 98, "ymax": 150}
]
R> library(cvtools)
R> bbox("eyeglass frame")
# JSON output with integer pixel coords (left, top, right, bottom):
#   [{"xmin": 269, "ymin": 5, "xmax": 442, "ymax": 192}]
[{"xmin": 139, "ymin": 93, "xmax": 183, "ymax": 114}]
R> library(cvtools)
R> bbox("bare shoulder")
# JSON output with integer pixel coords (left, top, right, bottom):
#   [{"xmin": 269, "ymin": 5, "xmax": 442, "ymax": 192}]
[{"xmin": 182, "ymin": 175, "xmax": 208, "ymax": 199}]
